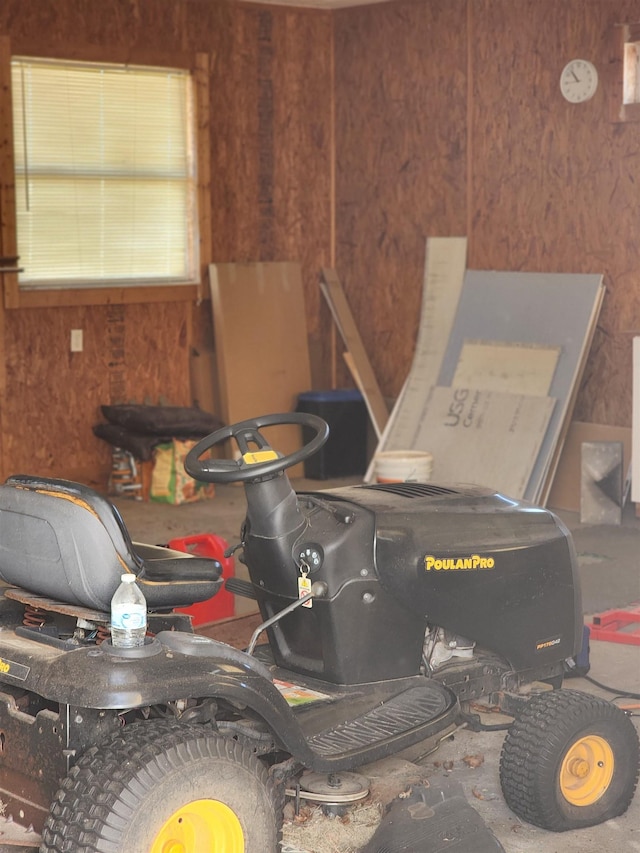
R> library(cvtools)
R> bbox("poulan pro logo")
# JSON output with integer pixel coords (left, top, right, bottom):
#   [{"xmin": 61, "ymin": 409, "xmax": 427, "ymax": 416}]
[{"xmin": 424, "ymin": 554, "xmax": 495, "ymax": 572}]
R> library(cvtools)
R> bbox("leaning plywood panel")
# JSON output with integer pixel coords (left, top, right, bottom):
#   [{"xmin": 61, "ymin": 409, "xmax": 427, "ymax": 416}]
[
  {"xmin": 320, "ymin": 268, "xmax": 389, "ymax": 438},
  {"xmin": 437, "ymin": 271, "xmax": 604, "ymax": 503},
  {"xmin": 209, "ymin": 262, "xmax": 312, "ymax": 476}
]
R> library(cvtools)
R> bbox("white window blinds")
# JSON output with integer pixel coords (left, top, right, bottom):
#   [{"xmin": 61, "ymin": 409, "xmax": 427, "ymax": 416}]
[{"xmin": 11, "ymin": 57, "xmax": 198, "ymax": 289}]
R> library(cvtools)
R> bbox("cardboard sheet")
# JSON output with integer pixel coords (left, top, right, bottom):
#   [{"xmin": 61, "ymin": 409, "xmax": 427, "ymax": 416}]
[
  {"xmin": 452, "ymin": 340, "xmax": 560, "ymax": 396},
  {"xmin": 209, "ymin": 262, "xmax": 312, "ymax": 475}
]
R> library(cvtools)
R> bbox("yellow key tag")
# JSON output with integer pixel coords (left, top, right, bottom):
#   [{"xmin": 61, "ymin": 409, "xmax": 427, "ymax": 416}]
[{"xmin": 298, "ymin": 572, "xmax": 313, "ymax": 608}]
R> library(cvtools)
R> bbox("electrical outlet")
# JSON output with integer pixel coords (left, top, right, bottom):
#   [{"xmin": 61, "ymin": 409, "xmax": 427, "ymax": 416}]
[{"xmin": 70, "ymin": 329, "xmax": 83, "ymax": 352}]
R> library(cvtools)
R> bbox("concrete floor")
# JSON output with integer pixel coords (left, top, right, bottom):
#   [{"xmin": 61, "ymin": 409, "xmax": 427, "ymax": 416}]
[{"xmin": 111, "ymin": 476, "xmax": 640, "ymax": 853}]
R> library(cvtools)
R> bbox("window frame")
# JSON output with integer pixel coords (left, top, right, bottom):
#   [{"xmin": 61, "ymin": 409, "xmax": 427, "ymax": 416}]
[
  {"xmin": 0, "ymin": 39, "xmax": 211, "ymax": 309},
  {"xmin": 608, "ymin": 22, "xmax": 640, "ymax": 124}
]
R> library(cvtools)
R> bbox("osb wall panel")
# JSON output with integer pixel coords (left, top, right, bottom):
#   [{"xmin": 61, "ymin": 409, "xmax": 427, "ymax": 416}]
[
  {"xmin": 209, "ymin": 4, "xmax": 334, "ymax": 389},
  {"xmin": 469, "ymin": 0, "xmax": 640, "ymax": 427},
  {"xmin": 333, "ymin": 0, "xmax": 468, "ymax": 399},
  {"xmin": 3, "ymin": 303, "xmax": 190, "ymax": 486},
  {"xmin": 335, "ymin": 0, "xmax": 640, "ymax": 427},
  {"xmin": 0, "ymin": 0, "xmax": 333, "ymax": 483},
  {"xmin": 0, "ymin": 0, "xmax": 230, "ymax": 60},
  {"xmin": 0, "ymin": 0, "xmax": 229, "ymax": 485},
  {"xmin": 6, "ymin": 0, "xmax": 639, "ymax": 493}
]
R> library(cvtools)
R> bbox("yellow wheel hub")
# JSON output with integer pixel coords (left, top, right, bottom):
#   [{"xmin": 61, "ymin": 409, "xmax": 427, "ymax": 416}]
[
  {"xmin": 151, "ymin": 799, "xmax": 244, "ymax": 853},
  {"xmin": 560, "ymin": 735, "xmax": 615, "ymax": 806}
]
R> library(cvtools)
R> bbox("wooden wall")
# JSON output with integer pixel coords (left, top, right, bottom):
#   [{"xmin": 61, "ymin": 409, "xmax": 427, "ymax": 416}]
[
  {"xmin": 334, "ymin": 0, "xmax": 468, "ymax": 397},
  {"xmin": 208, "ymin": 3, "xmax": 334, "ymax": 381},
  {"xmin": 334, "ymin": 0, "xmax": 640, "ymax": 428},
  {"xmin": 1, "ymin": 0, "xmax": 639, "ymax": 487},
  {"xmin": 0, "ymin": 0, "xmax": 333, "ymax": 485},
  {"xmin": 3, "ymin": 303, "xmax": 191, "ymax": 484}
]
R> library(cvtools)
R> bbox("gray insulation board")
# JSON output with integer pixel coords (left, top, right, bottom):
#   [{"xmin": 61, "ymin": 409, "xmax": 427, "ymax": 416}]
[{"xmin": 436, "ymin": 270, "xmax": 604, "ymax": 502}]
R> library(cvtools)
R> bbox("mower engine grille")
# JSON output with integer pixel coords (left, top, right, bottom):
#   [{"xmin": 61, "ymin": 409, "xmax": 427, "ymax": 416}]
[{"xmin": 362, "ymin": 483, "xmax": 460, "ymax": 499}]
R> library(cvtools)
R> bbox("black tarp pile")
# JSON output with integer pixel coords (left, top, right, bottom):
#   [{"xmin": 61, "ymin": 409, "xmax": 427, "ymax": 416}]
[{"xmin": 93, "ymin": 404, "xmax": 224, "ymax": 461}]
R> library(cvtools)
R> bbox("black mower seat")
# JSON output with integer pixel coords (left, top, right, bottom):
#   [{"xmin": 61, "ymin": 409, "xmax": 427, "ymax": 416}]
[{"xmin": 0, "ymin": 475, "xmax": 222, "ymax": 612}]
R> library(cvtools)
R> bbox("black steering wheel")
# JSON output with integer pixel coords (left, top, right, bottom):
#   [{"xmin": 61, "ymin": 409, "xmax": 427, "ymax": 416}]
[{"xmin": 184, "ymin": 412, "xmax": 329, "ymax": 484}]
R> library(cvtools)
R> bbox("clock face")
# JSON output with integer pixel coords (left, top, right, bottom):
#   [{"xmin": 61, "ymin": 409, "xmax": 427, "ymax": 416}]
[{"xmin": 560, "ymin": 59, "xmax": 598, "ymax": 103}]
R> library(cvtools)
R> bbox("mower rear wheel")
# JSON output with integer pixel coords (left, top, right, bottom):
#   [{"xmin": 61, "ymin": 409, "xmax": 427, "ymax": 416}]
[
  {"xmin": 499, "ymin": 688, "xmax": 639, "ymax": 831},
  {"xmin": 40, "ymin": 720, "xmax": 282, "ymax": 853}
]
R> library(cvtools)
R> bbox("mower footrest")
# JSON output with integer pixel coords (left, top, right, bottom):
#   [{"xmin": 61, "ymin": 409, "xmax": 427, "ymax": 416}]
[{"xmin": 308, "ymin": 685, "xmax": 451, "ymax": 757}]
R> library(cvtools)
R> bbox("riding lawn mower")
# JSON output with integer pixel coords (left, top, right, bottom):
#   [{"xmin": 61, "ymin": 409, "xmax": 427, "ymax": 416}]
[{"xmin": 0, "ymin": 411, "xmax": 636, "ymax": 851}]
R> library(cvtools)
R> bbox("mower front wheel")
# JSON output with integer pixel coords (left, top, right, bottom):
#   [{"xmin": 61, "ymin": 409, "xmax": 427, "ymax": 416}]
[
  {"xmin": 499, "ymin": 688, "xmax": 639, "ymax": 831},
  {"xmin": 40, "ymin": 720, "xmax": 282, "ymax": 853}
]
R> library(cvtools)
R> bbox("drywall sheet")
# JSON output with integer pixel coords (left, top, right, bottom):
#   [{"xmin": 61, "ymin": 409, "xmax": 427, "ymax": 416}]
[
  {"xmin": 436, "ymin": 271, "xmax": 604, "ymax": 502},
  {"xmin": 413, "ymin": 386, "xmax": 556, "ymax": 499},
  {"xmin": 548, "ymin": 421, "xmax": 632, "ymax": 512},
  {"xmin": 451, "ymin": 340, "xmax": 560, "ymax": 396},
  {"xmin": 209, "ymin": 262, "xmax": 312, "ymax": 475},
  {"xmin": 369, "ymin": 259, "xmax": 602, "ymax": 502}
]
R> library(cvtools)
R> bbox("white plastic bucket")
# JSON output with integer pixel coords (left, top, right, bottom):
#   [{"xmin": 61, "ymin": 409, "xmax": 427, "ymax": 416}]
[{"xmin": 374, "ymin": 450, "xmax": 433, "ymax": 483}]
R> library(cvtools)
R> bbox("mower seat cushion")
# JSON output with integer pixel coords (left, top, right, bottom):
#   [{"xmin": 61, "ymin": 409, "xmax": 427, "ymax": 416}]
[{"xmin": 0, "ymin": 476, "xmax": 222, "ymax": 612}]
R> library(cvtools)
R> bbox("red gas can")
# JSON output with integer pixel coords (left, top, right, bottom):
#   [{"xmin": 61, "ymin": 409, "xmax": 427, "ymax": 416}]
[{"xmin": 168, "ymin": 533, "xmax": 235, "ymax": 626}]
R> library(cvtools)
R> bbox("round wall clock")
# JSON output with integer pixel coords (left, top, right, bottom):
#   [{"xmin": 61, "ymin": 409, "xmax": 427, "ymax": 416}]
[{"xmin": 560, "ymin": 59, "xmax": 598, "ymax": 103}]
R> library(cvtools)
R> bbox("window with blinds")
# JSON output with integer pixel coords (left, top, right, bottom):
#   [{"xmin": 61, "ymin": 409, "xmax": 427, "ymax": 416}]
[{"xmin": 11, "ymin": 57, "xmax": 198, "ymax": 289}]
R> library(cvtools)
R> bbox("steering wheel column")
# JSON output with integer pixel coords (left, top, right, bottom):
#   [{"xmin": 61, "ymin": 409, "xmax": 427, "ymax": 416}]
[
  {"xmin": 184, "ymin": 412, "xmax": 329, "ymax": 540},
  {"xmin": 243, "ymin": 472, "xmax": 305, "ymax": 539}
]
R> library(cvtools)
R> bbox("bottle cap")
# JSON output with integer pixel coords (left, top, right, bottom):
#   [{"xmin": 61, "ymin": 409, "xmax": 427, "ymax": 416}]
[{"xmin": 121, "ymin": 574, "xmax": 136, "ymax": 583}]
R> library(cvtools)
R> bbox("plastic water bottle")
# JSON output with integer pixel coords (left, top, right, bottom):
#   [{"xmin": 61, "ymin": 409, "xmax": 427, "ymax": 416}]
[{"xmin": 110, "ymin": 574, "xmax": 147, "ymax": 648}]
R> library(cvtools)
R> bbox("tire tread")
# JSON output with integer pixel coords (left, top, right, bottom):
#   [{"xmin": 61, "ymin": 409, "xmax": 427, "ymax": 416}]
[
  {"xmin": 500, "ymin": 688, "xmax": 639, "ymax": 831},
  {"xmin": 40, "ymin": 719, "xmax": 282, "ymax": 853}
]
